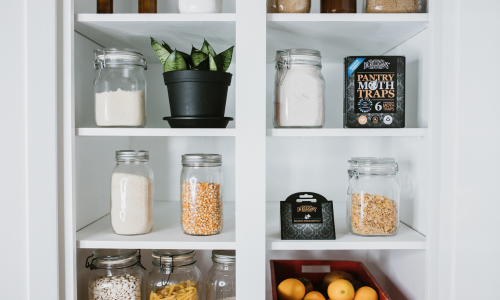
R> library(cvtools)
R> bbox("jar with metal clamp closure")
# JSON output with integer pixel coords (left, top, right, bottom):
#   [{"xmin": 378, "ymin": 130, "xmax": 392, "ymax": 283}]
[
  {"xmin": 147, "ymin": 250, "xmax": 202, "ymax": 300},
  {"xmin": 93, "ymin": 48, "xmax": 148, "ymax": 127},
  {"xmin": 85, "ymin": 249, "xmax": 146, "ymax": 300},
  {"xmin": 347, "ymin": 157, "xmax": 400, "ymax": 236},
  {"xmin": 274, "ymin": 49, "xmax": 325, "ymax": 128}
]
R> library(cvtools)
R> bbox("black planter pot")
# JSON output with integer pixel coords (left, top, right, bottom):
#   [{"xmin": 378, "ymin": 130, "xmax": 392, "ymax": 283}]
[{"xmin": 163, "ymin": 70, "xmax": 233, "ymax": 118}]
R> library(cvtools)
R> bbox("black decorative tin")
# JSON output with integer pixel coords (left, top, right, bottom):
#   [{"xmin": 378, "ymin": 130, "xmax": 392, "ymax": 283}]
[
  {"xmin": 280, "ymin": 192, "xmax": 336, "ymax": 240},
  {"xmin": 344, "ymin": 56, "xmax": 406, "ymax": 128}
]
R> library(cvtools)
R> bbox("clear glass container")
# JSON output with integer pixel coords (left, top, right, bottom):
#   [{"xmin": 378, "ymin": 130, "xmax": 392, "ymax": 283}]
[
  {"xmin": 363, "ymin": 0, "xmax": 421, "ymax": 13},
  {"xmin": 178, "ymin": 0, "xmax": 223, "ymax": 13},
  {"xmin": 147, "ymin": 250, "xmax": 202, "ymax": 300},
  {"xmin": 86, "ymin": 249, "xmax": 146, "ymax": 300},
  {"xmin": 274, "ymin": 49, "xmax": 325, "ymax": 128},
  {"xmin": 267, "ymin": 0, "xmax": 311, "ymax": 13},
  {"xmin": 181, "ymin": 154, "xmax": 223, "ymax": 236},
  {"xmin": 93, "ymin": 48, "xmax": 147, "ymax": 127},
  {"xmin": 347, "ymin": 157, "xmax": 400, "ymax": 236},
  {"xmin": 321, "ymin": 0, "xmax": 356, "ymax": 13},
  {"xmin": 111, "ymin": 150, "xmax": 154, "ymax": 235},
  {"xmin": 206, "ymin": 250, "xmax": 236, "ymax": 300}
]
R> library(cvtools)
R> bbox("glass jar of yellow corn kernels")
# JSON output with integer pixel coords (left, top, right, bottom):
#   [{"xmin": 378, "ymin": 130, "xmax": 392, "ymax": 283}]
[{"xmin": 180, "ymin": 154, "xmax": 223, "ymax": 236}]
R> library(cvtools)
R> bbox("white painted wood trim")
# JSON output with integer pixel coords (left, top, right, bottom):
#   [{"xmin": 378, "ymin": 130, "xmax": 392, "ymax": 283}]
[
  {"xmin": 235, "ymin": 0, "xmax": 267, "ymax": 299},
  {"xmin": 63, "ymin": 0, "xmax": 76, "ymax": 299},
  {"xmin": 267, "ymin": 128, "xmax": 428, "ymax": 137},
  {"xmin": 267, "ymin": 13, "xmax": 430, "ymax": 22},
  {"xmin": 77, "ymin": 13, "xmax": 237, "ymax": 22},
  {"xmin": 76, "ymin": 128, "xmax": 237, "ymax": 137}
]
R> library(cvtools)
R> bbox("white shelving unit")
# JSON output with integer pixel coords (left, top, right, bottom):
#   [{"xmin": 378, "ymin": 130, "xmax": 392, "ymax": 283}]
[{"xmin": 63, "ymin": 1, "xmax": 436, "ymax": 300}]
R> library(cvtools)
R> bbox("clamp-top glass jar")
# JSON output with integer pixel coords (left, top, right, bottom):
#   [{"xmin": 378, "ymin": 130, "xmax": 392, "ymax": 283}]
[
  {"xmin": 347, "ymin": 158, "xmax": 400, "ymax": 236},
  {"xmin": 93, "ymin": 48, "xmax": 147, "ymax": 127},
  {"xmin": 274, "ymin": 49, "xmax": 325, "ymax": 128},
  {"xmin": 86, "ymin": 249, "xmax": 146, "ymax": 300},
  {"xmin": 148, "ymin": 250, "xmax": 202, "ymax": 300},
  {"xmin": 181, "ymin": 154, "xmax": 223, "ymax": 236},
  {"xmin": 111, "ymin": 150, "xmax": 154, "ymax": 235},
  {"xmin": 206, "ymin": 250, "xmax": 236, "ymax": 300}
]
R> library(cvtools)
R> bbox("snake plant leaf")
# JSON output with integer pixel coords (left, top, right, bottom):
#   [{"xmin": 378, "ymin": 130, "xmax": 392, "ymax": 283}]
[
  {"xmin": 214, "ymin": 46, "xmax": 234, "ymax": 72},
  {"xmin": 164, "ymin": 50, "xmax": 188, "ymax": 72},
  {"xmin": 195, "ymin": 58, "xmax": 209, "ymax": 70},
  {"xmin": 208, "ymin": 54, "xmax": 217, "ymax": 71},
  {"xmin": 161, "ymin": 41, "xmax": 174, "ymax": 53},
  {"xmin": 178, "ymin": 51, "xmax": 192, "ymax": 69},
  {"xmin": 191, "ymin": 46, "xmax": 208, "ymax": 67},
  {"xmin": 201, "ymin": 39, "xmax": 217, "ymax": 58},
  {"xmin": 151, "ymin": 37, "xmax": 171, "ymax": 66}
]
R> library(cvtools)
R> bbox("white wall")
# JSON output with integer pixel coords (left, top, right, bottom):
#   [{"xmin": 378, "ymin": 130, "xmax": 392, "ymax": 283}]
[
  {"xmin": 450, "ymin": 1, "xmax": 500, "ymax": 298},
  {"xmin": 0, "ymin": 1, "xmax": 28, "ymax": 299}
]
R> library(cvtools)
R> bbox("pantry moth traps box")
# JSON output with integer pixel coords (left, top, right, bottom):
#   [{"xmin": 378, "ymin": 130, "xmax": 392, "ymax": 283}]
[
  {"xmin": 280, "ymin": 192, "xmax": 336, "ymax": 240},
  {"xmin": 344, "ymin": 56, "xmax": 406, "ymax": 128}
]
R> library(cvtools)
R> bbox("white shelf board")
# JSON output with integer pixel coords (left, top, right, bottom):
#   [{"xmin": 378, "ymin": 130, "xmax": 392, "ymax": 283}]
[
  {"xmin": 267, "ymin": 128, "xmax": 427, "ymax": 137},
  {"xmin": 267, "ymin": 13, "xmax": 429, "ymax": 62},
  {"xmin": 76, "ymin": 128, "xmax": 236, "ymax": 137},
  {"xmin": 77, "ymin": 202, "xmax": 235, "ymax": 249},
  {"xmin": 267, "ymin": 202, "xmax": 426, "ymax": 250},
  {"xmin": 75, "ymin": 14, "xmax": 236, "ymax": 62}
]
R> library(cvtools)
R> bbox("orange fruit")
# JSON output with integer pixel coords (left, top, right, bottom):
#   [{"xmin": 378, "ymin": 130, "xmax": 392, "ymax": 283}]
[
  {"xmin": 303, "ymin": 291, "xmax": 326, "ymax": 300},
  {"xmin": 277, "ymin": 278, "xmax": 305, "ymax": 300},
  {"xmin": 353, "ymin": 286, "xmax": 378, "ymax": 300},
  {"xmin": 322, "ymin": 271, "xmax": 355, "ymax": 293},
  {"xmin": 327, "ymin": 279, "xmax": 355, "ymax": 300}
]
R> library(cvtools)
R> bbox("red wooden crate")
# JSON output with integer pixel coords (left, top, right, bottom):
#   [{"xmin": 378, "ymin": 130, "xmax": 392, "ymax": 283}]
[{"xmin": 270, "ymin": 260, "xmax": 391, "ymax": 300}]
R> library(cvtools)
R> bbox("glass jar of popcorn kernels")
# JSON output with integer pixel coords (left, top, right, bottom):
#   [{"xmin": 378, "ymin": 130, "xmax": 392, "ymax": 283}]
[
  {"xmin": 347, "ymin": 157, "xmax": 400, "ymax": 236},
  {"xmin": 181, "ymin": 154, "xmax": 223, "ymax": 236}
]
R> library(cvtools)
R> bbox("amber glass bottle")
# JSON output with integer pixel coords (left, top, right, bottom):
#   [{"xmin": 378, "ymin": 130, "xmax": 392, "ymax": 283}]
[
  {"xmin": 139, "ymin": 0, "xmax": 157, "ymax": 13},
  {"xmin": 97, "ymin": 0, "xmax": 113, "ymax": 13},
  {"xmin": 321, "ymin": 0, "xmax": 356, "ymax": 13}
]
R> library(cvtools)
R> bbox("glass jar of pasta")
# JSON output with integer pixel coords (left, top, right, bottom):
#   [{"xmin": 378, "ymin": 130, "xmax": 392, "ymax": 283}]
[
  {"xmin": 148, "ymin": 250, "xmax": 202, "ymax": 300},
  {"xmin": 347, "ymin": 157, "xmax": 400, "ymax": 236},
  {"xmin": 181, "ymin": 154, "xmax": 223, "ymax": 236}
]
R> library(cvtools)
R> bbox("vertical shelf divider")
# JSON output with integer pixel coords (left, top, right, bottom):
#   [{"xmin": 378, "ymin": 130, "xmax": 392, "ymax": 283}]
[{"xmin": 235, "ymin": 0, "xmax": 267, "ymax": 298}]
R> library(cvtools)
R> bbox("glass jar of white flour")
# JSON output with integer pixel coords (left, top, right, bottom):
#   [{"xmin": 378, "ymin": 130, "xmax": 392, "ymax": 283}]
[
  {"xmin": 178, "ymin": 0, "xmax": 223, "ymax": 13},
  {"xmin": 111, "ymin": 150, "xmax": 154, "ymax": 235},
  {"xmin": 94, "ymin": 48, "xmax": 147, "ymax": 127},
  {"xmin": 274, "ymin": 49, "xmax": 325, "ymax": 128}
]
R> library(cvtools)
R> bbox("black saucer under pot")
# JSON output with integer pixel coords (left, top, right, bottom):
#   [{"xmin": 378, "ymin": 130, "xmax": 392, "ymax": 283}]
[
  {"xmin": 163, "ymin": 70, "xmax": 233, "ymax": 117},
  {"xmin": 163, "ymin": 116, "xmax": 233, "ymax": 129}
]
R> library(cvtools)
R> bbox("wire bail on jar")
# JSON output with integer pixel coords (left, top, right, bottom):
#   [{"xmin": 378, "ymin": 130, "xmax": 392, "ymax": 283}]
[
  {"xmin": 85, "ymin": 249, "xmax": 146, "ymax": 271},
  {"xmin": 156, "ymin": 252, "xmax": 197, "ymax": 287},
  {"xmin": 275, "ymin": 50, "xmax": 291, "ymax": 86}
]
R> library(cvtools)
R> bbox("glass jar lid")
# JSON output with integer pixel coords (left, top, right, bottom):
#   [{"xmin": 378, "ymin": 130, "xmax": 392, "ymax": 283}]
[
  {"xmin": 94, "ymin": 48, "xmax": 147, "ymax": 69},
  {"xmin": 86, "ymin": 249, "xmax": 144, "ymax": 270},
  {"xmin": 152, "ymin": 250, "xmax": 197, "ymax": 268},
  {"xmin": 275, "ymin": 49, "xmax": 321, "ymax": 86},
  {"xmin": 212, "ymin": 250, "xmax": 235, "ymax": 264},
  {"xmin": 116, "ymin": 150, "xmax": 149, "ymax": 160},
  {"xmin": 348, "ymin": 157, "xmax": 398, "ymax": 175},
  {"xmin": 182, "ymin": 154, "xmax": 222, "ymax": 166}
]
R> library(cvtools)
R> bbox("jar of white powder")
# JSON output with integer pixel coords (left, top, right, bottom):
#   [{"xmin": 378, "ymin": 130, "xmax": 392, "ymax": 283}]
[
  {"xmin": 111, "ymin": 150, "xmax": 154, "ymax": 235},
  {"xmin": 274, "ymin": 49, "xmax": 325, "ymax": 128},
  {"xmin": 178, "ymin": 0, "xmax": 223, "ymax": 13},
  {"xmin": 86, "ymin": 249, "xmax": 146, "ymax": 300},
  {"xmin": 94, "ymin": 48, "xmax": 147, "ymax": 127}
]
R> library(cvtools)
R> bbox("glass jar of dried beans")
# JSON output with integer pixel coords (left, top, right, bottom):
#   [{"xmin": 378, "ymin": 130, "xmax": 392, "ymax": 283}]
[{"xmin": 180, "ymin": 154, "xmax": 223, "ymax": 236}]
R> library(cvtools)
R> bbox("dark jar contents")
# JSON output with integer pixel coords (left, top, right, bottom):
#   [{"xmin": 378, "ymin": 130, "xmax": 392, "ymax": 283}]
[{"xmin": 321, "ymin": 0, "xmax": 356, "ymax": 13}]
